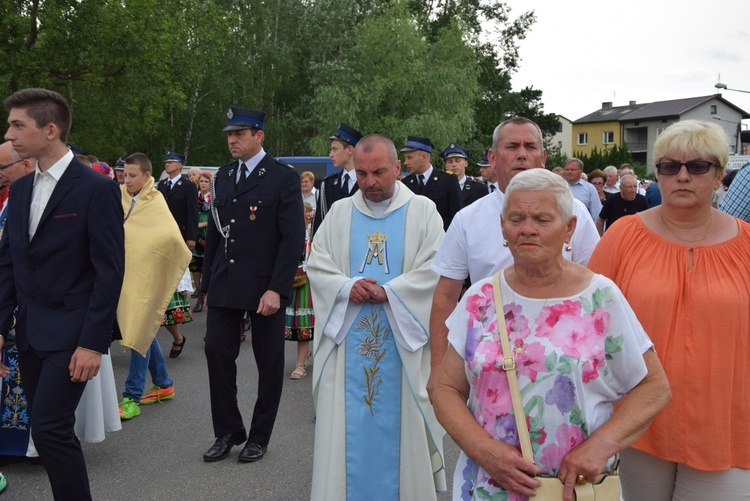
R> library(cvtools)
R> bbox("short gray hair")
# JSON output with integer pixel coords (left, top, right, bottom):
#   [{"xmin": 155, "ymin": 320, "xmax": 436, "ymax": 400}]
[
  {"xmin": 492, "ymin": 117, "xmax": 544, "ymax": 151},
  {"xmin": 564, "ymin": 158, "xmax": 583, "ymax": 170},
  {"xmin": 619, "ymin": 173, "xmax": 638, "ymax": 185},
  {"xmin": 502, "ymin": 168, "xmax": 574, "ymax": 222},
  {"xmin": 603, "ymin": 165, "xmax": 617, "ymax": 175}
]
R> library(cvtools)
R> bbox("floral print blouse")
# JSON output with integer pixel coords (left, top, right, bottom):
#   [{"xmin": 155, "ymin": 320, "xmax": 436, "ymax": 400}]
[{"xmin": 446, "ymin": 272, "xmax": 653, "ymax": 501}]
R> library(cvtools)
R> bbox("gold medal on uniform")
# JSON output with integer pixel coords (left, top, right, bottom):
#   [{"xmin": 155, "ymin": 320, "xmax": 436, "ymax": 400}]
[{"xmin": 249, "ymin": 206, "xmax": 257, "ymax": 220}]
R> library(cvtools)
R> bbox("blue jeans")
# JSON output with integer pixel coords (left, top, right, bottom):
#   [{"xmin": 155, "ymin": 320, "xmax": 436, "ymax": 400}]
[{"xmin": 123, "ymin": 338, "xmax": 173, "ymax": 403}]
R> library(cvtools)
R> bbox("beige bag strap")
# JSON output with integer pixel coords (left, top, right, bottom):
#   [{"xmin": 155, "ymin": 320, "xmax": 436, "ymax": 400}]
[{"xmin": 492, "ymin": 272, "xmax": 534, "ymax": 463}]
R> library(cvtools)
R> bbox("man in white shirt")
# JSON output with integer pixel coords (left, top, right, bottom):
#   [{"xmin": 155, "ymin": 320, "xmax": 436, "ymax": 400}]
[
  {"xmin": 426, "ymin": 117, "xmax": 600, "ymax": 397},
  {"xmin": 603, "ymin": 165, "xmax": 619, "ymax": 193}
]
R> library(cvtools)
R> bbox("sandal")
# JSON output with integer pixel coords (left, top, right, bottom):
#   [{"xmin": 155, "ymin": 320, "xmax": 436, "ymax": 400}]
[
  {"xmin": 169, "ymin": 334, "xmax": 187, "ymax": 358},
  {"xmin": 290, "ymin": 364, "xmax": 306, "ymax": 380}
]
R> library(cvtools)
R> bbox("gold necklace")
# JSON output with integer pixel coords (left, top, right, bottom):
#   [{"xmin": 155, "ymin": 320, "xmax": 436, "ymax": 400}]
[{"xmin": 661, "ymin": 211, "xmax": 712, "ymax": 243}]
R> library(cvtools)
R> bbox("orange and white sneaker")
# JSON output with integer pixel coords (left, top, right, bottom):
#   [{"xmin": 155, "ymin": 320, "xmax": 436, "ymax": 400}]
[{"xmin": 140, "ymin": 385, "xmax": 175, "ymax": 405}]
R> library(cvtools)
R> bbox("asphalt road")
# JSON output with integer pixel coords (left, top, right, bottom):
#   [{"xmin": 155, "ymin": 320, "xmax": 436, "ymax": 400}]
[{"xmin": 1, "ymin": 309, "xmax": 460, "ymax": 500}]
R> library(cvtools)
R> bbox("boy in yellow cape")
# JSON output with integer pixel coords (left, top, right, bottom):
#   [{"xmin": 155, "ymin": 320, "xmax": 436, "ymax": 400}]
[{"xmin": 117, "ymin": 152, "xmax": 192, "ymax": 420}]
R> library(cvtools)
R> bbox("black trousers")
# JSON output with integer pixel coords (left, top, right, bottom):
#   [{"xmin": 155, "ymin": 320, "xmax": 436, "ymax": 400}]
[
  {"xmin": 205, "ymin": 306, "xmax": 285, "ymax": 446},
  {"xmin": 18, "ymin": 347, "xmax": 91, "ymax": 501}
]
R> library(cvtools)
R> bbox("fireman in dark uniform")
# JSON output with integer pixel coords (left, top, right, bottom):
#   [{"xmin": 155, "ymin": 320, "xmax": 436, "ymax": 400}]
[
  {"xmin": 201, "ymin": 107, "xmax": 304, "ymax": 464},
  {"xmin": 440, "ymin": 143, "xmax": 488, "ymax": 207}
]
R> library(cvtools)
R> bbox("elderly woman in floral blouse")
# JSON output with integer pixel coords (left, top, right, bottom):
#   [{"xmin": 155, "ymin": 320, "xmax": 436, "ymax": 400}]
[{"xmin": 432, "ymin": 169, "xmax": 671, "ymax": 501}]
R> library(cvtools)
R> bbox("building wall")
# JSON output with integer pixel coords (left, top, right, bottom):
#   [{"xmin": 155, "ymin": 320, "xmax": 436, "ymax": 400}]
[
  {"xmin": 570, "ymin": 121, "xmax": 621, "ymax": 157},
  {"xmin": 630, "ymin": 119, "xmax": 677, "ymax": 172},
  {"xmin": 682, "ymin": 98, "xmax": 744, "ymax": 154},
  {"xmin": 549, "ymin": 116, "xmax": 573, "ymax": 157},
  {"xmin": 627, "ymin": 98, "xmax": 745, "ymax": 171}
]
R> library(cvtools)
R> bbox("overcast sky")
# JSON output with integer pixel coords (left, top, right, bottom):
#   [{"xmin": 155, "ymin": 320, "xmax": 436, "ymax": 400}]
[{"xmin": 502, "ymin": 0, "xmax": 750, "ymax": 127}]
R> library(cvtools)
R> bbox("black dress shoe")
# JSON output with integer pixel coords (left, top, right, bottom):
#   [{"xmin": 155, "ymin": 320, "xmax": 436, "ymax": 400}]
[
  {"xmin": 237, "ymin": 442, "xmax": 267, "ymax": 463},
  {"xmin": 203, "ymin": 428, "xmax": 247, "ymax": 462}
]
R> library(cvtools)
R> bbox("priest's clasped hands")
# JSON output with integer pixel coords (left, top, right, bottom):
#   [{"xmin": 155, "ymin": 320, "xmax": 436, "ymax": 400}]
[{"xmin": 349, "ymin": 278, "xmax": 388, "ymax": 304}]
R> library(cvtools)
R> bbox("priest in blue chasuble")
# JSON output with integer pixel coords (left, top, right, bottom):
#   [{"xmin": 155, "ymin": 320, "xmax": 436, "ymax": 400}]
[{"xmin": 308, "ymin": 134, "xmax": 447, "ymax": 500}]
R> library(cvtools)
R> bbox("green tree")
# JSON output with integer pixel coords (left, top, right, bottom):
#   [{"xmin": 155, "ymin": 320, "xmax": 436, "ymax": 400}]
[
  {"xmin": 1, "ymin": 0, "xmax": 546, "ymax": 171},
  {"xmin": 307, "ymin": 1, "xmax": 480, "ymax": 165},
  {"xmin": 572, "ymin": 144, "xmax": 636, "ymax": 174}
]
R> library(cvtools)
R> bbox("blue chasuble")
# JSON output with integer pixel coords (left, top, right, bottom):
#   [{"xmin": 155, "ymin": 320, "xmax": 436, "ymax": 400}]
[{"xmin": 345, "ymin": 202, "xmax": 409, "ymax": 500}]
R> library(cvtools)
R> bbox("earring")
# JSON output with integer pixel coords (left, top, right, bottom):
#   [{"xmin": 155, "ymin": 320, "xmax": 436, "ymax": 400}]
[
  {"xmin": 565, "ymin": 243, "xmax": 572, "ymax": 252},
  {"xmin": 502, "ymin": 240, "xmax": 508, "ymax": 247}
]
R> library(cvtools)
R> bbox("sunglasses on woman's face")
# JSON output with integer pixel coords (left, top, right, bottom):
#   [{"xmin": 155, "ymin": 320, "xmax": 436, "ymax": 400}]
[{"xmin": 655, "ymin": 160, "xmax": 717, "ymax": 176}]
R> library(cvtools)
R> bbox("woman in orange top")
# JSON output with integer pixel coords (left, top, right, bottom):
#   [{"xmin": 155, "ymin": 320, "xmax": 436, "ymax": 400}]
[{"xmin": 588, "ymin": 120, "xmax": 750, "ymax": 500}]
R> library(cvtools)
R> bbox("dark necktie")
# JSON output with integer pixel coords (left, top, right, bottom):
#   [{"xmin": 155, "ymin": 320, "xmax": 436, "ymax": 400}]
[
  {"xmin": 489, "ymin": 184, "xmax": 496, "ymax": 193},
  {"xmin": 418, "ymin": 174, "xmax": 425, "ymax": 188},
  {"xmin": 341, "ymin": 173, "xmax": 349, "ymax": 196},
  {"xmin": 239, "ymin": 163, "xmax": 248, "ymax": 185}
]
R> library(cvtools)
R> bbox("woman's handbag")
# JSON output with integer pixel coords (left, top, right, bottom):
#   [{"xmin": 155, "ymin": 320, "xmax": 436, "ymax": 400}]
[
  {"xmin": 293, "ymin": 266, "xmax": 307, "ymax": 288},
  {"xmin": 491, "ymin": 272, "xmax": 621, "ymax": 500}
]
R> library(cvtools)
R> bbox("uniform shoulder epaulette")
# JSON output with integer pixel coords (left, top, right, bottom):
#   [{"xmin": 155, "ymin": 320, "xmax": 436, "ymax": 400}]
[{"xmin": 275, "ymin": 158, "xmax": 294, "ymax": 170}]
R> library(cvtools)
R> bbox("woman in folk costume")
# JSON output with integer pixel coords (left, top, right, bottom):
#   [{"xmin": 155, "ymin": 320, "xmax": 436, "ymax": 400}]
[
  {"xmin": 284, "ymin": 202, "xmax": 315, "ymax": 379},
  {"xmin": 116, "ymin": 153, "xmax": 192, "ymax": 420}
]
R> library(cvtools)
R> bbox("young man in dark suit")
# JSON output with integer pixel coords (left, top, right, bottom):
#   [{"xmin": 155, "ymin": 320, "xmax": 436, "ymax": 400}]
[
  {"xmin": 401, "ymin": 135, "xmax": 462, "ymax": 230},
  {"xmin": 0, "ymin": 88, "xmax": 124, "ymax": 500},
  {"xmin": 313, "ymin": 122, "xmax": 363, "ymax": 234},
  {"xmin": 441, "ymin": 143, "xmax": 488, "ymax": 207},
  {"xmin": 201, "ymin": 107, "xmax": 304, "ymax": 464}
]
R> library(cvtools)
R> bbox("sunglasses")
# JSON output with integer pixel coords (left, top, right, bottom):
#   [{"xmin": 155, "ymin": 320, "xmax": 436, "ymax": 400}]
[
  {"xmin": 0, "ymin": 158, "xmax": 24, "ymax": 171},
  {"xmin": 655, "ymin": 160, "xmax": 718, "ymax": 176}
]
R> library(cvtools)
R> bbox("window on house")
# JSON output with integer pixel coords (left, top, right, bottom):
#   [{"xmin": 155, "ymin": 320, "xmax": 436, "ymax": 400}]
[
  {"xmin": 577, "ymin": 133, "xmax": 588, "ymax": 145},
  {"xmin": 711, "ymin": 105, "xmax": 717, "ymax": 114},
  {"xmin": 602, "ymin": 131, "xmax": 614, "ymax": 144},
  {"xmin": 656, "ymin": 127, "xmax": 666, "ymax": 139}
]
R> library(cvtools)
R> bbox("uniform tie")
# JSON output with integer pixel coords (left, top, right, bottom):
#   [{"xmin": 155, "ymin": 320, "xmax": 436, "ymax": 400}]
[
  {"xmin": 341, "ymin": 172, "xmax": 350, "ymax": 196},
  {"xmin": 237, "ymin": 163, "xmax": 248, "ymax": 187},
  {"xmin": 418, "ymin": 174, "xmax": 425, "ymax": 188}
]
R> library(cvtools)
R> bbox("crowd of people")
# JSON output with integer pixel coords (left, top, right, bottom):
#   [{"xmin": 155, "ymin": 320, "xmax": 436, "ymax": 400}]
[{"xmin": 0, "ymin": 87, "xmax": 749, "ymax": 501}]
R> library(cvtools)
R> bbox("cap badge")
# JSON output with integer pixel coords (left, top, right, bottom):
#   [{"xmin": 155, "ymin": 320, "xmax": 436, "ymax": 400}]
[{"xmin": 227, "ymin": 108, "xmax": 234, "ymax": 119}]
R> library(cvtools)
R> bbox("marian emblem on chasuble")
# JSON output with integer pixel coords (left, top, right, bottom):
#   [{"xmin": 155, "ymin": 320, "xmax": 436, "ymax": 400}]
[{"xmin": 358, "ymin": 231, "xmax": 389, "ymax": 274}]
